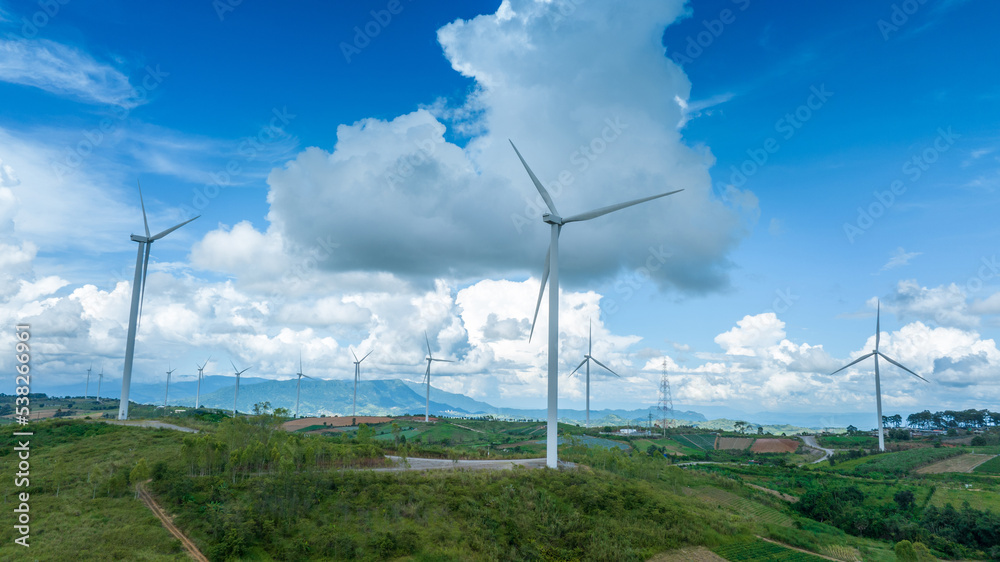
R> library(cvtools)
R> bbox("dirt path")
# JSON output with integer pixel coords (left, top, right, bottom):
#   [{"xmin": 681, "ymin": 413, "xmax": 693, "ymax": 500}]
[
  {"xmin": 103, "ymin": 420, "xmax": 200, "ymax": 433},
  {"xmin": 915, "ymin": 453, "xmax": 996, "ymax": 474},
  {"xmin": 448, "ymin": 422, "xmax": 485, "ymax": 433},
  {"xmin": 800, "ymin": 435, "xmax": 834, "ymax": 464},
  {"xmin": 138, "ymin": 483, "xmax": 209, "ymax": 562},
  {"xmin": 757, "ymin": 536, "xmax": 842, "ymax": 561},
  {"xmin": 374, "ymin": 455, "xmax": 575, "ymax": 471},
  {"xmin": 746, "ymin": 483, "xmax": 799, "ymax": 503}
]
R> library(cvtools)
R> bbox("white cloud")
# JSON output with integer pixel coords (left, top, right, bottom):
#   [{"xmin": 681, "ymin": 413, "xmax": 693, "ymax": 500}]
[
  {"xmin": 883, "ymin": 280, "xmax": 979, "ymax": 329},
  {"xmin": 0, "ymin": 39, "xmax": 137, "ymax": 107},
  {"xmin": 879, "ymin": 247, "xmax": 921, "ymax": 272}
]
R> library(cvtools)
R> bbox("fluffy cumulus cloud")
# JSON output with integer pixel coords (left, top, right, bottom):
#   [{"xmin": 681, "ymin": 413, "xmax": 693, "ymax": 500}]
[
  {"xmin": 260, "ymin": 0, "xmax": 751, "ymax": 292},
  {"xmin": 883, "ymin": 280, "xmax": 992, "ymax": 329}
]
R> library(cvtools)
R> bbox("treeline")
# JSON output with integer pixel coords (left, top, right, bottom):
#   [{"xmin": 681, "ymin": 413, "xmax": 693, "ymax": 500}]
[
  {"xmin": 905, "ymin": 409, "xmax": 1000, "ymax": 429},
  {"xmin": 795, "ymin": 484, "xmax": 1000, "ymax": 559}
]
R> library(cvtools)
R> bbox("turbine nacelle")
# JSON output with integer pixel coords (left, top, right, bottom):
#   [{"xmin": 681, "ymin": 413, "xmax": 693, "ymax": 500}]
[{"xmin": 542, "ymin": 213, "xmax": 563, "ymax": 225}]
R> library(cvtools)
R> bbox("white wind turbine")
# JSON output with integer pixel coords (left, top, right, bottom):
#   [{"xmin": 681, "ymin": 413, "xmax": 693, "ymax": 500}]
[
  {"xmin": 195, "ymin": 357, "xmax": 211, "ymax": 409},
  {"xmin": 85, "ymin": 363, "xmax": 92, "ymax": 399},
  {"xmin": 230, "ymin": 360, "xmax": 251, "ymax": 417},
  {"xmin": 163, "ymin": 364, "xmax": 176, "ymax": 409},
  {"xmin": 510, "ymin": 140, "xmax": 682, "ymax": 468},
  {"xmin": 351, "ymin": 348, "xmax": 373, "ymax": 418},
  {"xmin": 422, "ymin": 332, "xmax": 454, "ymax": 422},
  {"xmin": 829, "ymin": 301, "xmax": 928, "ymax": 451},
  {"xmin": 96, "ymin": 366, "xmax": 104, "ymax": 403},
  {"xmin": 568, "ymin": 320, "xmax": 620, "ymax": 429},
  {"xmin": 119, "ymin": 183, "xmax": 200, "ymax": 420},
  {"xmin": 294, "ymin": 353, "xmax": 313, "ymax": 419}
]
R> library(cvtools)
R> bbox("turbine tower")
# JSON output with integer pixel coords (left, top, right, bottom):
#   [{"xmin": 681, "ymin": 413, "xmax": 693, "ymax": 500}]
[
  {"xmin": 195, "ymin": 357, "xmax": 211, "ymax": 409},
  {"xmin": 351, "ymin": 348, "xmax": 373, "ymax": 418},
  {"xmin": 163, "ymin": 364, "xmax": 176, "ymax": 409},
  {"xmin": 658, "ymin": 358, "xmax": 673, "ymax": 436},
  {"xmin": 229, "ymin": 360, "xmax": 251, "ymax": 417},
  {"xmin": 96, "ymin": 366, "xmax": 104, "ymax": 403},
  {"xmin": 829, "ymin": 301, "xmax": 928, "ymax": 451},
  {"xmin": 85, "ymin": 363, "xmax": 92, "ymax": 399},
  {"xmin": 294, "ymin": 353, "xmax": 312, "ymax": 419},
  {"xmin": 511, "ymin": 140, "xmax": 682, "ymax": 468},
  {"xmin": 423, "ymin": 332, "xmax": 454, "ymax": 422},
  {"xmin": 119, "ymin": 182, "xmax": 200, "ymax": 420},
  {"xmin": 568, "ymin": 320, "xmax": 619, "ymax": 428}
]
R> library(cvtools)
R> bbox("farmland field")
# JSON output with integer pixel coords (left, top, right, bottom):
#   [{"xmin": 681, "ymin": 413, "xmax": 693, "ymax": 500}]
[
  {"xmin": 915, "ymin": 453, "xmax": 995, "ymax": 474},
  {"xmin": 676, "ymin": 433, "xmax": 718, "ymax": 450},
  {"xmin": 973, "ymin": 454, "xmax": 1000, "ymax": 474},
  {"xmin": 686, "ymin": 487, "xmax": 793, "ymax": 528},
  {"xmin": 717, "ymin": 437, "xmax": 754, "ymax": 450},
  {"xmin": 928, "ymin": 486, "xmax": 1000, "ymax": 512},
  {"xmin": 712, "ymin": 538, "xmax": 829, "ymax": 561},
  {"xmin": 824, "ymin": 446, "xmax": 966, "ymax": 476},
  {"xmin": 751, "ymin": 439, "xmax": 799, "ymax": 453},
  {"xmin": 816, "ymin": 434, "xmax": 877, "ymax": 449}
]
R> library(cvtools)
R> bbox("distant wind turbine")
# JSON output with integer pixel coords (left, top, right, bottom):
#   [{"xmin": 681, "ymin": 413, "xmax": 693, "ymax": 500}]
[
  {"xmin": 119, "ymin": 182, "xmax": 200, "ymax": 420},
  {"xmin": 351, "ymin": 348, "xmax": 373, "ymax": 418},
  {"xmin": 294, "ymin": 353, "xmax": 313, "ymax": 419},
  {"xmin": 422, "ymin": 332, "xmax": 454, "ymax": 422},
  {"xmin": 96, "ymin": 366, "xmax": 104, "ymax": 403},
  {"xmin": 195, "ymin": 357, "xmax": 211, "ymax": 409},
  {"xmin": 163, "ymin": 364, "xmax": 176, "ymax": 409},
  {"xmin": 85, "ymin": 363, "xmax": 92, "ymax": 400},
  {"xmin": 829, "ymin": 301, "xmax": 928, "ymax": 451},
  {"xmin": 568, "ymin": 320, "xmax": 620, "ymax": 428},
  {"xmin": 230, "ymin": 360, "xmax": 251, "ymax": 417},
  {"xmin": 510, "ymin": 140, "xmax": 682, "ymax": 468}
]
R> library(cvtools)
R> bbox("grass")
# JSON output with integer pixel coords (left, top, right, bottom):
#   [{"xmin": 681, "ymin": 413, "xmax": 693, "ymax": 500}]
[
  {"xmin": 687, "ymin": 487, "xmax": 794, "ymax": 527},
  {"xmin": 815, "ymin": 434, "xmax": 878, "ymax": 449},
  {"xmin": 712, "ymin": 538, "xmax": 830, "ymax": 561},
  {"xmin": 973, "ymin": 454, "xmax": 1000, "ymax": 474},
  {"xmin": 823, "ymin": 446, "xmax": 965, "ymax": 477},
  {"xmin": 928, "ymin": 485, "xmax": 1000, "ymax": 512},
  {"xmin": 675, "ymin": 434, "xmax": 717, "ymax": 451}
]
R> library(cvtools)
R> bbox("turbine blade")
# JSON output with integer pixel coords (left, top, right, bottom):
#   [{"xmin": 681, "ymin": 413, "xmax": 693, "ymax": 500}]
[
  {"xmin": 509, "ymin": 140, "xmax": 558, "ymax": 216},
  {"xmin": 563, "ymin": 189, "xmax": 683, "ymax": 223},
  {"xmin": 528, "ymin": 245, "xmax": 551, "ymax": 342},
  {"xmin": 361, "ymin": 349, "xmax": 373, "ymax": 362},
  {"xmin": 351, "ymin": 348, "xmax": 359, "ymax": 362},
  {"xmin": 829, "ymin": 352, "xmax": 875, "ymax": 376},
  {"xmin": 877, "ymin": 351, "xmax": 928, "ymax": 382},
  {"xmin": 137, "ymin": 242, "xmax": 151, "ymax": 327},
  {"xmin": 425, "ymin": 331, "xmax": 432, "ymax": 358},
  {"xmin": 432, "ymin": 358, "xmax": 454, "ymax": 363},
  {"xmin": 230, "ymin": 359, "xmax": 238, "ymax": 373},
  {"xmin": 590, "ymin": 357, "xmax": 620, "ymax": 377},
  {"xmin": 569, "ymin": 358, "xmax": 587, "ymax": 376},
  {"xmin": 588, "ymin": 319, "xmax": 592, "ymax": 355},
  {"xmin": 424, "ymin": 361, "xmax": 431, "ymax": 384},
  {"xmin": 150, "ymin": 215, "xmax": 200, "ymax": 241},
  {"xmin": 876, "ymin": 301, "xmax": 881, "ymax": 352},
  {"xmin": 138, "ymin": 181, "xmax": 150, "ymax": 238}
]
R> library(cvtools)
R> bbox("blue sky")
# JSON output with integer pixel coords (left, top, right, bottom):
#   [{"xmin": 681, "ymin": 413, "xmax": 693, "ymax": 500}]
[{"xmin": 2, "ymin": 0, "xmax": 999, "ymax": 421}]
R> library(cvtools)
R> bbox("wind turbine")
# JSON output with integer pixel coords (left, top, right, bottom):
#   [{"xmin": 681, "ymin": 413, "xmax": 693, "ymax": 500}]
[
  {"xmin": 96, "ymin": 366, "xmax": 104, "ymax": 403},
  {"xmin": 351, "ymin": 348, "xmax": 373, "ymax": 418},
  {"xmin": 829, "ymin": 301, "xmax": 928, "ymax": 451},
  {"xmin": 163, "ymin": 364, "xmax": 176, "ymax": 409},
  {"xmin": 510, "ymin": 140, "xmax": 682, "ymax": 468},
  {"xmin": 422, "ymin": 332, "xmax": 454, "ymax": 422},
  {"xmin": 568, "ymin": 320, "xmax": 620, "ymax": 429},
  {"xmin": 85, "ymin": 363, "xmax": 92, "ymax": 399},
  {"xmin": 195, "ymin": 357, "xmax": 211, "ymax": 409},
  {"xmin": 294, "ymin": 353, "xmax": 313, "ymax": 419},
  {"xmin": 119, "ymin": 182, "xmax": 200, "ymax": 420},
  {"xmin": 230, "ymin": 360, "xmax": 251, "ymax": 417}
]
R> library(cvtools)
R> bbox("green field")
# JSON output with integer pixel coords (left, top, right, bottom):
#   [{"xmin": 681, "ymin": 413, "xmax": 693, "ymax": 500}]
[
  {"xmin": 824, "ymin": 446, "xmax": 965, "ymax": 476},
  {"xmin": 675, "ymin": 433, "xmax": 717, "ymax": 451},
  {"xmin": 973, "ymin": 454, "xmax": 1000, "ymax": 474},
  {"xmin": 713, "ymin": 538, "xmax": 830, "ymax": 561},
  {"xmin": 816, "ymin": 434, "xmax": 878, "ymax": 449}
]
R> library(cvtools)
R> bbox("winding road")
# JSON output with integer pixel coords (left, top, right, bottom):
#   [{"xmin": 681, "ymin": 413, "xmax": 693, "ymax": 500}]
[{"xmin": 800, "ymin": 435, "xmax": 834, "ymax": 464}]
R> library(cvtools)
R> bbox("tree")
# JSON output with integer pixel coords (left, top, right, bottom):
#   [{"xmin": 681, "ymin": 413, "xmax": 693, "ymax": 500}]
[
  {"xmin": 130, "ymin": 458, "xmax": 150, "ymax": 499},
  {"xmin": 894, "ymin": 489, "xmax": 915, "ymax": 511},
  {"xmin": 846, "ymin": 425, "xmax": 858, "ymax": 435},
  {"xmin": 757, "ymin": 425, "xmax": 764, "ymax": 435},
  {"xmin": 252, "ymin": 401, "xmax": 272, "ymax": 416}
]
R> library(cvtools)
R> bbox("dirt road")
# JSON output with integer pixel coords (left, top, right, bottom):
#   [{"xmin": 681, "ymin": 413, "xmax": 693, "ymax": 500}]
[
  {"xmin": 104, "ymin": 420, "xmax": 200, "ymax": 433},
  {"xmin": 374, "ymin": 456, "xmax": 574, "ymax": 471},
  {"xmin": 800, "ymin": 435, "xmax": 834, "ymax": 464},
  {"xmin": 138, "ymin": 483, "xmax": 208, "ymax": 562}
]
